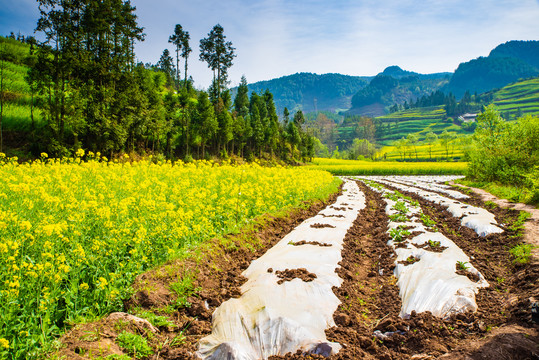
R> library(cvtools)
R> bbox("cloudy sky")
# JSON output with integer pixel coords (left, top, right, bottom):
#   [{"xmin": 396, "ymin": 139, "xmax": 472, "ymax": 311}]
[{"xmin": 1, "ymin": 0, "xmax": 538, "ymax": 88}]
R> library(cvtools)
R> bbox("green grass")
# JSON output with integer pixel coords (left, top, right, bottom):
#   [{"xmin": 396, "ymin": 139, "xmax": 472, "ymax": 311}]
[
  {"xmin": 1, "ymin": 36, "xmax": 42, "ymax": 133},
  {"xmin": 116, "ymin": 331, "xmax": 153, "ymax": 359},
  {"xmin": 455, "ymin": 179, "xmax": 539, "ymax": 206},
  {"xmin": 309, "ymin": 157, "xmax": 467, "ymax": 175},
  {"xmin": 509, "ymin": 244, "xmax": 536, "ymax": 265},
  {"xmin": 380, "ymin": 143, "xmax": 465, "ymax": 161},
  {"xmin": 1, "ymin": 103, "xmax": 44, "ymax": 131}
]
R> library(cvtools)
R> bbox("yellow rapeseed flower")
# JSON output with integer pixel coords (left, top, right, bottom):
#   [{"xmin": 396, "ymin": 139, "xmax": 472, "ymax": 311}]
[{"xmin": 0, "ymin": 338, "xmax": 9, "ymax": 348}]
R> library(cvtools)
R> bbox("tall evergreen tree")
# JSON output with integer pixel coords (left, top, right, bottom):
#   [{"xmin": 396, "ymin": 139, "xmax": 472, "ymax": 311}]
[
  {"xmin": 199, "ymin": 24, "xmax": 235, "ymax": 99},
  {"xmin": 180, "ymin": 29, "xmax": 192, "ymax": 88},
  {"xmin": 157, "ymin": 49, "xmax": 175, "ymax": 86},
  {"xmin": 168, "ymin": 24, "xmax": 183, "ymax": 88},
  {"xmin": 234, "ymin": 75, "xmax": 249, "ymax": 117},
  {"xmin": 169, "ymin": 24, "xmax": 191, "ymax": 89}
]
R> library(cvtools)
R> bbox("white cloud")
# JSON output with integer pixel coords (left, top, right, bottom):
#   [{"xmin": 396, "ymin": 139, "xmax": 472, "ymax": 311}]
[{"xmin": 1, "ymin": 0, "xmax": 538, "ymax": 88}]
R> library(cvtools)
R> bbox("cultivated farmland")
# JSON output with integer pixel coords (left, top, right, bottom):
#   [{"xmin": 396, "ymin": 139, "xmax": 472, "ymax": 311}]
[{"xmin": 45, "ymin": 174, "xmax": 538, "ymax": 360}]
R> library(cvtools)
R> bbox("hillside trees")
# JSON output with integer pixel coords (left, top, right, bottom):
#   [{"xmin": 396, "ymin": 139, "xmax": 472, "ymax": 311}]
[
  {"xmin": 16, "ymin": 0, "xmax": 311, "ymax": 162},
  {"xmin": 33, "ymin": 0, "xmax": 146, "ymax": 156}
]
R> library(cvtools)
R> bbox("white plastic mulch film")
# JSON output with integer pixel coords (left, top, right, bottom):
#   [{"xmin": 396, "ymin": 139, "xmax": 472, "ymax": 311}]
[
  {"xmin": 196, "ymin": 180, "xmax": 366, "ymax": 360},
  {"xmin": 363, "ymin": 176, "xmax": 503, "ymax": 237},
  {"xmin": 359, "ymin": 176, "xmax": 489, "ymax": 319}
]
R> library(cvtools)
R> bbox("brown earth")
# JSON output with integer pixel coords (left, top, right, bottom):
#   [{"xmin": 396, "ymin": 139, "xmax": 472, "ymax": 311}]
[
  {"xmin": 275, "ymin": 268, "xmax": 318, "ymax": 284},
  {"xmin": 52, "ymin": 180, "xmax": 539, "ymax": 360}
]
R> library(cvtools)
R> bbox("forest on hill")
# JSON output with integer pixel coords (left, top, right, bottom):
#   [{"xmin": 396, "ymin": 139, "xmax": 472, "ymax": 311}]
[
  {"xmin": 443, "ymin": 40, "xmax": 539, "ymax": 98},
  {"xmin": 241, "ymin": 72, "xmax": 371, "ymax": 114},
  {"xmin": 347, "ymin": 68, "xmax": 450, "ymax": 117},
  {"xmin": 0, "ymin": 1, "xmax": 318, "ymax": 162}
]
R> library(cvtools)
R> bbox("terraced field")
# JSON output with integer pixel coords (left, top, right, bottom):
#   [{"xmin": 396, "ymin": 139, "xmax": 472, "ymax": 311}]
[
  {"xmin": 492, "ymin": 77, "xmax": 539, "ymax": 117},
  {"xmin": 376, "ymin": 106, "xmax": 460, "ymax": 143}
]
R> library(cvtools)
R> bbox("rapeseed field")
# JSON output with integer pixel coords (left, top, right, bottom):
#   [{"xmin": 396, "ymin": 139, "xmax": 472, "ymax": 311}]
[{"xmin": 0, "ymin": 153, "xmax": 338, "ymax": 358}]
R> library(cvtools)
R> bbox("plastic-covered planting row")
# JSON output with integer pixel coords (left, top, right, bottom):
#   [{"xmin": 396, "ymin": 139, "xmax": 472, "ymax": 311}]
[
  {"xmin": 360, "ymin": 177, "xmax": 503, "ymax": 237},
  {"xmin": 368, "ymin": 175, "xmax": 469, "ymax": 200},
  {"xmin": 197, "ymin": 180, "xmax": 366, "ymax": 360},
  {"xmin": 362, "ymin": 180, "xmax": 489, "ymax": 319}
]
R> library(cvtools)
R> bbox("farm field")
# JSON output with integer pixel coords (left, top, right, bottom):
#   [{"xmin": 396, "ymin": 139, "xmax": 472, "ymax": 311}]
[
  {"xmin": 0, "ymin": 156, "xmax": 339, "ymax": 359},
  {"xmin": 50, "ymin": 175, "xmax": 538, "ymax": 359},
  {"xmin": 492, "ymin": 77, "xmax": 539, "ymax": 118},
  {"xmin": 309, "ymin": 157, "xmax": 467, "ymax": 175},
  {"xmin": 379, "ymin": 142, "xmax": 466, "ymax": 161}
]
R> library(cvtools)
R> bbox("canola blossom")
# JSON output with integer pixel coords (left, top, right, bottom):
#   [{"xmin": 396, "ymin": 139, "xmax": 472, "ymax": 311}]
[
  {"xmin": 0, "ymin": 156, "xmax": 338, "ymax": 358},
  {"xmin": 309, "ymin": 157, "xmax": 467, "ymax": 175}
]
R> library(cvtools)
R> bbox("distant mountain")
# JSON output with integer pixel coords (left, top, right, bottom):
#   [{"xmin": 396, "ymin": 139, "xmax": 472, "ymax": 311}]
[
  {"xmin": 238, "ymin": 41, "xmax": 539, "ymax": 118},
  {"xmin": 444, "ymin": 40, "xmax": 539, "ymax": 98},
  {"xmin": 380, "ymin": 65, "xmax": 451, "ymax": 80},
  {"xmin": 242, "ymin": 72, "xmax": 371, "ymax": 114},
  {"xmin": 347, "ymin": 67, "xmax": 450, "ymax": 117}
]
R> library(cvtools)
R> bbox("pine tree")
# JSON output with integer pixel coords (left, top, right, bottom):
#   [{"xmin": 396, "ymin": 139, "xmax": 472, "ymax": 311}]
[{"xmin": 199, "ymin": 24, "xmax": 236, "ymax": 99}]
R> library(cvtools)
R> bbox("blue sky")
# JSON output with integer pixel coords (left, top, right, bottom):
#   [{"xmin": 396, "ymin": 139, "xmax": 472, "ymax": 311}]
[{"xmin": 1, "ymin": 0, "xmax": 539, "ymax": 89}]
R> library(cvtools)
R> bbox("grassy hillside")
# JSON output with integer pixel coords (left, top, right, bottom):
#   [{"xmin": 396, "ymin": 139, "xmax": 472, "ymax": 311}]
[
  {"xmin": 375, "ymin": 106, "xmax": 472, "ymax": 144},
  {"xmin": 491, "ymin": 77, "xmax": 539, "ymax": 117},
  {"xmin": 0, "ymin": 36, "xmax": 43, "ymax": 136}
]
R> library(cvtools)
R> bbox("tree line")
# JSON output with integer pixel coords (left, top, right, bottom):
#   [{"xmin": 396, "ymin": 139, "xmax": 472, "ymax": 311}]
[
  {"xmin": 16, "ymin": 0, "xmax": 314, "ymax": 161},
  {"xmin": 388, "ymin": 90, "xmax": 478, "ymax": 118}
]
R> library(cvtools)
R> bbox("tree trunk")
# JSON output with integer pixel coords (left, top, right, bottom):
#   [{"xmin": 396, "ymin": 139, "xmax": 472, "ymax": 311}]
[{"xmin": 184, "ymin": 58, "xmax": 188, "ymax": 88}]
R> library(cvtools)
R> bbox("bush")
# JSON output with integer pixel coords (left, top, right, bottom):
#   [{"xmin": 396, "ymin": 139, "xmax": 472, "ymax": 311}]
[{"xmin": 467, "ymin": 105, "xmax": 539, "ymax": 187}]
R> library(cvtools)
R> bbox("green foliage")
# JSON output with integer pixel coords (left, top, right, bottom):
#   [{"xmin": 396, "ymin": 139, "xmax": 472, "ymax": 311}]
[
  {"xmin": 456, "ymin": 261, "xmax": 469, "ymax": 270},
  {"xmin": 467, "ymin": 105, "xmax": 539, "ymax": 190},
  {"xmin": 508, "ymin": 211, "xmax": 532, "ymax": 235},
  {"xmin": 389, "ymin": 213, "xmax": 408, "ymax": 222},
  {"xmin": 169, "ymin": 275, "xmax": 199, "ymax": 309},
  {"xmin": 391, "ymin": 201, "xmax": 409, "ymax": 214},
  {"xmin": 420, "ymin": 213, "xmax": 436, "ymax": 228},
  {"xmin": 199, "ymin": 24, "xmax": 236, "ymax": 98},
  {"xmin": 389, "ymin": 225, "xmax": 411, "ymax": 242},
  {"xmin": 509, "ymin": 244, "xmax": 535, "ymax": 264},
  {"xmin": 489, "ymin": 40, "xmax": 539, "ymax": 69},
  {"xmin": 135, "ymin": 311, "xmax": 175, "ymax": 329},
  {"xmin": 349, "ymin": 67, "xmax": 450, "ymax": 116},
  {"xmin": 116, "ymin": 331, "xmax": 153, "ymax": 359},
  {"xmin": 102, "ymin": 355, "xmax": 131, "ymax": 360},
  {"xmin": 427, "ymin": 240, "xmax": 441, "ymax": 248}
]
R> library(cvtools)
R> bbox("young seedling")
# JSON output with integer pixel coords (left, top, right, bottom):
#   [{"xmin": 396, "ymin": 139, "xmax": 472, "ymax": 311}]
[
  {"xmin": 456, "ymin": 261, "xmax": 469, "ymax": 271},
  {"xmin": 389, "ymin": 213, "xmax": 408, "ymax": 222},
  {"xmin": 427, "ymin": 240, "xmax": 441, "ymax": 248},
  {"xmin": 389, "ymin": 225, "xmax": 411, "ymax": 242},
  {"xmin": 392, "ymin": 201, "xmax": 409, "ymax": 214},
  {"xmin": 420, "ymin": 213, "xmax": 436, "ymax": 228}
]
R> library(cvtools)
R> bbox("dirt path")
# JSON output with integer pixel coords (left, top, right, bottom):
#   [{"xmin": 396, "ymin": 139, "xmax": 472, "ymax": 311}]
[{"xmin": 451, "ymin": 182, "xmax": 539, "ymax": 260}]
